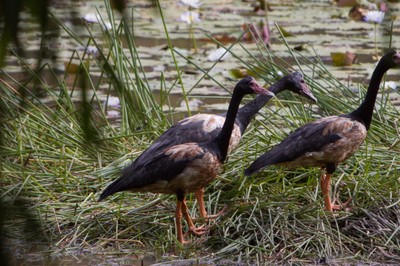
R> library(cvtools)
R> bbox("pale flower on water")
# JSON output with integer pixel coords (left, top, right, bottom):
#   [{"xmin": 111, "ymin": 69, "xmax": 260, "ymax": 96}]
[
  {"xmin": 180, "ymin": 0, "xmax": 202, "ymax": 9},
  {"xmin": 83, "ymin": 13, "xmax": 112, "ymax": 30},
  {"xmin": 364, "ymin": 10, "xmax": 385, "ymax": 23},
  {"xmin": 78, "ymin": 45, "xmax": 99, "ymax": 57},
  {"xmin": 180, "ymin": 11, "xmax": 201, "ymax": 24},
  {"xmin": 180, "ymin": 99, "xmax": 203, "ymax": 111},
  {"xmin": 208, "ymin": 47, "xmax": 230, "ymax": 62},
  {"xmin": 107, "ymin": 110, "xmax": 120, "ymax": 118},
  {"xmin": 384, "ymin": 81, "xmax": 399, "ymax": 90},
  {"xmin": 103, "ymin": 22, "xmax": 112, "ymax": 30},
  {"xmin": 104, "ymin": 96, "xmax": 120, "ymax": 118},
  {"xmin": 83, "ymin": 13, "xmax": 100, "ymax": 23},
  {"xmin": 106, "ymin": 96, "xmax": 120, "ymax": 107},
  {"xmin": 364, "ymin": 10, "xmax": 385, "ymax": 57}
]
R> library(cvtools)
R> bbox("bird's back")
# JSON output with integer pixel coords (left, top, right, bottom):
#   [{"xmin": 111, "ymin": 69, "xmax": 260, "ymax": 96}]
[
  {"xmin": 245, "ymin": 115, "xmax": 367, "ymax": 175},
  {"xmin": 99, "ymin": 114, "xmax": 241, "ymax": 201},
  {"xmin": 151, "ymin": 114, "xmax": 241, "ymax": 156},
  {"xmin": 99, "ymin": 141, "xmax": 223, "ymax": 200}
]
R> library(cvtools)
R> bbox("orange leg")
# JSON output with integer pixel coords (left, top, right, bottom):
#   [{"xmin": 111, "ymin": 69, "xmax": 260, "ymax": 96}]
[
  {"xmin": 176, "ymin": 199, "xmax": 205, "ymax": 244},
  {"xmin": 320, "ymin": 172, "xmax": 335, "ymax": 212},
  {"xmin": 194, "ymin": 188, "xmax": 227, "ymax": 221},
  {"xmin": 320, "ymin": 172, "xmax": 349, "ymax": 211},
  {"xmin": 181, "ymin": 198, "xmax": 208, "ymax": 237},
  {"xmin": 195, "ymin": 189, "xmax": 208, "ymax": 218},
  {"xmin": 175, "ymin": 200, "xmax": 186, "ymax": 244}
]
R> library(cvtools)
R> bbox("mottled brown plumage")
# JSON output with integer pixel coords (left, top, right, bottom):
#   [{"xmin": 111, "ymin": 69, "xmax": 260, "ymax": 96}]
[
  {"xmin": 257, "ymin": 116, "xmax": 367, "ymax": 169},
  {"xmin": 245, "ymin": 50, "xmax": 400, "ymax": 212},
  {"xmin": 99, "ymin": 77, "xmax": 273, "ymax": 244},
  {"xmin": 141, "ymin": 72, "xmax": 315, "ymax": 220}
]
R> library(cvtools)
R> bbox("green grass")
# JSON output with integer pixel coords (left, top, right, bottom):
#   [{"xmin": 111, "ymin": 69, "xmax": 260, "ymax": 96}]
[{"xmin": 1, "ymin": 1, "xmax": 400, "ymax": 265}]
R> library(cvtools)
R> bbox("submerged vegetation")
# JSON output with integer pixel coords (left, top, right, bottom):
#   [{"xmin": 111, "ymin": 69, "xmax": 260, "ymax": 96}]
[{"xmin": 1, "ymin": 0, "xmax": 400, "ymax": 264}]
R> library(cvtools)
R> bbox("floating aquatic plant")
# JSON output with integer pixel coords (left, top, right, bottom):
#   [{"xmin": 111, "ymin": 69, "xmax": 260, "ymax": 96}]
[
  {"xmin": 384, "ymin": 81, "xmax": 399, "ymax": 90},
  {"xmin": 179, "ymin": 11, "xmax": 201, "ymax": 24},
  {"xmin": 179, "ymin": 0, "xmax": 202, "ymax": 52},
  {"xmin": 364, "ymin": 10, "xmax": 385, "ymax": 23},
  {"xmin": 330, "ymin": 51, "xmax": 357, "ymax": 66},
  {"xmin": 83, "ymin": 12, "xmax": 112, "ymax": 30},
  {"xmin": 207, "ymin": 47, "xmax": 231, "ymax": 62},
  {"xmin": 105, "ymin": 96, "xmax": 120, "ymax": 118},
  {"xmin": 364, "ymin": 10, "xmax": 385, "ymax": 57},
  {"xmin": 78, "ymin": 45, "xmax": 100, "ymax": 57},
  {"xmin": 83, "ymin": 13, "xmax": 100, "ymax": 23},
  {"xmin": 180, "ymin": 0, "xmax": 202, "ymax": 9},
  {"xmin": 242, "ymin": 20, "xmax": 270, "ymax": 45}
]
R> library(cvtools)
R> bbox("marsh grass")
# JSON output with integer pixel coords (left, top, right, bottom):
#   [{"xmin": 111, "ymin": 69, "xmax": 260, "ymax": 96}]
[{"xmin": 1, "ymin": 3, "xmax": 400, "ymax": 265}]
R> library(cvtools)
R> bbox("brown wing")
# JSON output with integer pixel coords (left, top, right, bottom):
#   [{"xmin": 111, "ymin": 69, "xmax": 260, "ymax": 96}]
[
  {"xmin": 99, "ymin": 143, "xmax": 216, "ymax": 198},
  {"xmin": 245, "ymin": 116, "xmax": 367, "ymax": 175}
]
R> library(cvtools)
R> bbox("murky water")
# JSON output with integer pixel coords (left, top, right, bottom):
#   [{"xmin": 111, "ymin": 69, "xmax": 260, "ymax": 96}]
[{"xmin": 1, "ymin": 0, "xmax": 399, "ymax": 116}]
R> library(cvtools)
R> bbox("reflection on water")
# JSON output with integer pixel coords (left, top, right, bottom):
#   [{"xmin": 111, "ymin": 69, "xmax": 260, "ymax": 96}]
[
  {"xmin": 1, "ymin": 0, "xmax": 399, "ymax": 116},
  {"xmin": 12, "ymin": 252, "xmax": 156, "ymax": 266}
]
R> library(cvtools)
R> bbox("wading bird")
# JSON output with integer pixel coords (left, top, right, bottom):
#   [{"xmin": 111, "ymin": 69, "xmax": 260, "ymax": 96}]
[
  {"xmin": 245, "ymin": 49, "xmax": 400, "ymax": 212},
  {"xmin": 99, "ymin": 77, "xmax": 273, "ymax": 244},
  {"xmin": 149, "ymin": 71, "xmax": 316, "ymax": 220}
]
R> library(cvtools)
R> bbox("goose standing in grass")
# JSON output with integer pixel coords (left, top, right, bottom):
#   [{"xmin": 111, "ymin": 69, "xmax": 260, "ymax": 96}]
[
  {"xmin": 245, "ymin": 50, "xmax": 400, "ymax": 212},
  {"xmin": 149, "ymin": 71, "xmax": 316, "ymax": 219},
  {"xmin": 99, "ymin": 77, "xmax": 273, "ymax": 244}
]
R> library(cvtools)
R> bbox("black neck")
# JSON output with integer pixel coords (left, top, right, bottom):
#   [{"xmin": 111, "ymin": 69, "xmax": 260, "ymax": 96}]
[
  {"xmin": 216, "ymin": 89, "xmax": 245, "ymax": 162},
  {"xmin": 350, "ymin": 60, "xmax": 390, "ymax": 130},
  {"xmin": 234, "ymin": 79, "xmax": 286, "ymax": 133}
]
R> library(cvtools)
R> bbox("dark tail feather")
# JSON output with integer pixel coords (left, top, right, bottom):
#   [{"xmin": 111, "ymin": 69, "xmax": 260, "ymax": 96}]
[
  {"xmin": 98, "ymin": 178, "xmax": 125, "ymax": 201},
  {"xmin": 244, "ymin": 153, "xmax": 271, "ymax": 176}
]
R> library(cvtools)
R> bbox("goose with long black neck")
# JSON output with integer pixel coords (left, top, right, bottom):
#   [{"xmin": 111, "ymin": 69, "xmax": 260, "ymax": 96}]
[
  {"xmin": 144, "ymin": 72, "xmax": 315, "ymax": 220},
  {"xmin": 99, "ymin": 77, "xmax": 273, "ymax": 244},
  {"xmin": 235, "ymin": 71, "xmax": 316, "ymax": 134},
  {"xmin": 245, "ymin": 50, "xmax": 400, "ymax": 212}
]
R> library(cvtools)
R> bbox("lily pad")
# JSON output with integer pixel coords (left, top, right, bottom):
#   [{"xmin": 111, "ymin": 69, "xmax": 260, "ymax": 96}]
[{"xmin": 331, "ymin": 51, "xmax": 357, "ymax": 66}]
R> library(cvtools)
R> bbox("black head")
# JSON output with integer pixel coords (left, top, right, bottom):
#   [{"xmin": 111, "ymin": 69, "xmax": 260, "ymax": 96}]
[
  {"xmin": 234, "ymin": 76, "xmax": 274, "ymax": 97},
  {"xmin": 286, "ymin": 72, "xmax": 317, "ymax": 103},
  {"xmin": 379, "ymin": 49, "xmax": 400, "ymax": 69}
]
